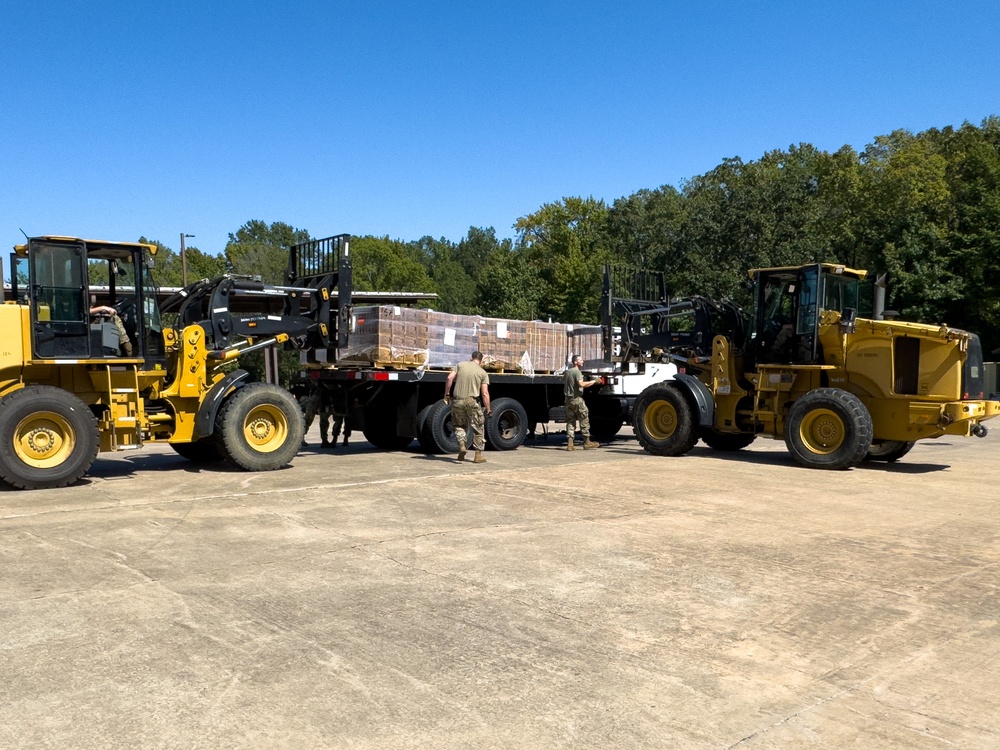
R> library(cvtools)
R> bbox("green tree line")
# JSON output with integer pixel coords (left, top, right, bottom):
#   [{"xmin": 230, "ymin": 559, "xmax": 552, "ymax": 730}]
[{"xmin": 145, "ymin": 117, "xmax": 1000, "ymax": 356}]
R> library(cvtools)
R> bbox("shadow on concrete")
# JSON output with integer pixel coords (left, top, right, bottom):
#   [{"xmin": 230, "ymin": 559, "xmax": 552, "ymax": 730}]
[{"xmin": 596, "ymin": 443, "xmax": 952, "ymax": 474}]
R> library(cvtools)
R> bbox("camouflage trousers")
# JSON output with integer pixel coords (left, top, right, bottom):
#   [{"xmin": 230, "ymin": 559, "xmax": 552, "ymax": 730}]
[
  {"xmin": 451, "ymin": 397, "xmax": 485, "ymax": 451},
  {"xmin": 565, "ymin": 396, "xmax": 590, "ymax": 441}
]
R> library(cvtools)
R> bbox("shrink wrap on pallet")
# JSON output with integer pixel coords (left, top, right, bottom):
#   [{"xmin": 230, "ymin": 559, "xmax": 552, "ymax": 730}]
[
  {"xmin": 526, "ymin": 321, "xmax": 570, "ymax": 374},
  {"xmin": 479, "ymin": 317, "xmax": 529, "ymax": 371},
  {"xmin": 340, "ymin": 306, "xmax": 429, "ymax": 366},
  {"xmin": 425, "ymin": 312, "xmax": 481, "ymax": 368},
  {"xmin": 567, "ymin": 325, "xmax": 611, "ymax": 372},
  {"xmin": 333, "ymin": 306, "xmax": 604, "ymax": 374}
]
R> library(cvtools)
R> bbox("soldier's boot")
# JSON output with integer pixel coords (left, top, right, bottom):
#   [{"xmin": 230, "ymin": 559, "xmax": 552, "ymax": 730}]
[
  {"xmin": 566, "ymin": 438, "xmax": 575, "ymax": 451},
  {"xmin": 583, "ymin": 439, "xmax": 600, "ymax": 449},
  {"xmin": 473, "ymin": 451, "xmax": 486, "ymax": 464},
  {"xmin": 457, "ymin": 448, "xmax": 467, "ymax": 461}
]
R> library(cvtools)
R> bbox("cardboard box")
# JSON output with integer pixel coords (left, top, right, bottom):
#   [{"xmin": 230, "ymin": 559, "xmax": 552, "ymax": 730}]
[
  {"xmin": 479, "ymin": 317, "xmax": 529, "ymax": 371},
  {"xmin": 332, "ymin": 306, "xmax": 607, "ymax": 373},
  {"xmin": 567, "ymin": 325, "xmax": 611, "ymax": 372},
  {"xmin": 526, "ymin": 321, "xmax": 569, "ymax": 374},
  {"xmin": 340, "ymin": 306, "xmax": 429, "ymax": 366}
]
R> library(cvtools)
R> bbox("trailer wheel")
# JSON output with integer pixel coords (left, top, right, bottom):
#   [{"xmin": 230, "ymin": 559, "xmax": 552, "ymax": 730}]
[
  {"xmin": 785, "ymin": 388, "xmax": 872, "ymax": 470},
  {"xmin": 215, "ymin": 383, "xmax": 303, "ymax": 471},
  {"xmin": 362, "ymin": 404, "xmax": 414, "ymax": 450},
  {"xmin": 362, "ymin": 421, "xmax": 413, "ymax": 450},
  {"xmin": 589, "ymin": 415, "xmax": 624, "ymax": 442},
  {"xmin": 700, "ymin": 428, "xmax": 756, "ymax": 452},
  {"xmin": 485, "ymin": 397, "xmax": 528, "ymax": 450},
  {"xmin": 427, "ymin": 401, "xmax": 471, "ymax": 454},
  {"xmin": 170, "ymin": 440, "xmax": 224, "ymax": 463},
  {"xmin": 416, "ymin": 403, "xmax": 438, "ymax": 452},
  {"xmin": 0, "ymin": 386, "xmax": 99, "ymax": 489},
  {"xmin": 865, "ymin": 440, "xmax": 915, "ymax": 462},
  {"xmin": 633, "ymin": 384, "xmax": 698, "ymax": 456}
]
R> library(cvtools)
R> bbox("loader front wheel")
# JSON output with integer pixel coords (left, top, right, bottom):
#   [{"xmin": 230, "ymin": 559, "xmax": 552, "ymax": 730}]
[
  {"xmin": 0, "ymin": 386, "xmax": 99, "ymax": 489},
  {"xmin": 785, "ymin": 388, "xmax": 872, "ymax": 470},
  {"xmin": 633, "ymin": 384, "xmax": 698, "ymax": 457},
  {"xmin": 215, "ymin": 383, "xmax": 303, "ymax": 471}
]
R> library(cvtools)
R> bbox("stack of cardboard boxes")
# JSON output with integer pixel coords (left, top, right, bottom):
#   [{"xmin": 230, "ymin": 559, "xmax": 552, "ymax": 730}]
[{"xmin": 338, "ymin": 306, "xmax": 604, "ymax": 373}]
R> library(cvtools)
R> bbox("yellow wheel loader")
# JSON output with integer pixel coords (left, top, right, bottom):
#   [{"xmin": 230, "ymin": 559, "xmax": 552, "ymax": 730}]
[
  {"xmin": 0, "ymin": 235, "xmax": 342, "ymax": 489},
  {"xmin": 606, "ymin": 263, "xmax": 999, "ymax": 470}
]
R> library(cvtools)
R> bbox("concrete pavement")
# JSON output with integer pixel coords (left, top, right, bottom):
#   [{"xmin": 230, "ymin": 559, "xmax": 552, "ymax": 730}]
[{"xmin": 1, "ymin": 427, "xmax": 998, "ymax": 748}]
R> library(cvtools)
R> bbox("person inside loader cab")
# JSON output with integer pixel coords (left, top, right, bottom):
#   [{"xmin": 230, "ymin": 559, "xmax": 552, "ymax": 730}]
[{"xmin": 90, "ymin": 299, "xmax": 134, "ymax": 356}]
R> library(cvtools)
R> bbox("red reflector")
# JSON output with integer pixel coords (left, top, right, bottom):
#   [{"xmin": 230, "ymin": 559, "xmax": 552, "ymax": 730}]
[{"xmin": 372, "ymin": 372, "xmax": 390, "ymax": 380}]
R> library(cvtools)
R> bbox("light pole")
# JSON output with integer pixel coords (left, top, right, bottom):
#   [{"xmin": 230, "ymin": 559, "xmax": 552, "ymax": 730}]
[{"xmin": 180, "ymin": 233, "xmax": 195, "ymax": 286}]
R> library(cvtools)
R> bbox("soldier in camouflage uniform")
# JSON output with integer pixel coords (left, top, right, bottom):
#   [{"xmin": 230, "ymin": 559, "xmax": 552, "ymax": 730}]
[
  {"xmin": 301, "ymin": 388, "xmax": 333, "ymax": 447},
  {"xmin": 444, "ymin": 350, "xmax": 492, "ymax": 463},
  {"xmin": 564, "ymin": 354, "xmax": 600, "ymax": 450},
  {"xmin": 90, "ymin": 304, "xmax": 133, "ymax": 356}
]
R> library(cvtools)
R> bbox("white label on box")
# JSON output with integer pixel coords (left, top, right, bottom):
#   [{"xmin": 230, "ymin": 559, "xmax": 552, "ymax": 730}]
[
  {"xmin": 444, "ymin": 328, "xmax": 456, "ymax": 346},
  {"xmin": 393, "ymin": 306, "xmax": 402, "ymax": 315},
  {"xmin": 497, "ymin": 321, "xmax": 508, "ymax": 339}
]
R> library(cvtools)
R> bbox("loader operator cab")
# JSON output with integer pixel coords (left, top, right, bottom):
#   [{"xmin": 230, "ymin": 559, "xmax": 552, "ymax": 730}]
[
  {"xmin": 12, "ymin": 237, "xmax": 166, "ymax": 364},
  {"xmin": 750, "ymin": 263, "xmax": 872, "ymax": 367}
]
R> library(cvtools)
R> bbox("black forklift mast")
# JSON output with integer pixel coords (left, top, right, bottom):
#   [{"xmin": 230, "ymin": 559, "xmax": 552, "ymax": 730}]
[
  {"xmin": 602, "ymin": 264, "xmax": 747, "ymax": 365},
  {"xmin": 287, "ymin": 234, "xmax": 352, "ymax": 352},
  {"xmin": 158, "ymin": 234, "xmax": 352, "ymax": 354}
]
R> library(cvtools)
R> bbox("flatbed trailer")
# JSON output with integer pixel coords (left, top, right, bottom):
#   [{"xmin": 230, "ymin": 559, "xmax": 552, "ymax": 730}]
[
  {"xmin": 288, "ymin": 236, "xmax": 681, "ymax": 453},
  {"xmin": 300, "ymin": 365, "xmax": 566, "ymax": 453},
  {"xmin": 284, "ymin": 235, "xmax": 572, "ymax": 452}
]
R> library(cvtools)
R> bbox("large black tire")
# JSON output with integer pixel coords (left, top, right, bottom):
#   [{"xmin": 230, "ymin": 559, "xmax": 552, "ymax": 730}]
[
  {"xmin": 362, "ymin": 404, "xmax": 414, "ymax": 450},
  {"xmin": 485, "ymin": 397, "xmax": 529, "ymax": 450},
  {"xmin": 700, "ymin": 428, "xmax": 757, "ymax": 452},
  {"xmin": 589, "ymin": 415, "xmax": 624, "ymax": 442},
  {"xmin": 214, "ymin": 382, "xmax": 303, "ymax": 471},
  {"xmin": 426, "ymin": 401, "xmax": 472, "ymax": 454},
  {"xmin": 170, "ymin": 440, "xmax": 224, "ymax": 463},
  {"xmin": 0, "ymin": 386, "xmax": 99, "ymax": 489},
  {"xmin": 415, "ymin": 403, "xmax": 438, "ymax": 452},
  {"xmin": 632, "ymin": 384, "xmax": 698, "ymax": 457},
  {"xmin": 784, "ymin": 388, "xmax": 873, "ymax": 470},
  {"xmin": 865, "ymin": 440, "xmax": 915, "ymax": 462}
]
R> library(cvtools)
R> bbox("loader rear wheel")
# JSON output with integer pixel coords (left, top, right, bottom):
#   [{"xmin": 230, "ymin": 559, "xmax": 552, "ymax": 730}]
[
  {"xmin": 170, "ymin": 440, "xmax": 223, "ymax": 463},
  {"xmin": 0, "ymin": 386, "xmax": 99, "ymax": 489},
  {"xmin": 785, "ymin": 388, "xmax": 872, "ymax": 470},
  {"xmin": 700, "ymin": 428, "xmax": 757, "ymax": 452},
  {"xmin": 215, "ymin": 383, "xmax": 303, "ymax": 471},
  {"xmin": 633, "ymin": 384, "xmax": 698, "ymax": 457},
  {"xmin": 865, "ymin": 440, "xmax": 915, "ymax": 463}
]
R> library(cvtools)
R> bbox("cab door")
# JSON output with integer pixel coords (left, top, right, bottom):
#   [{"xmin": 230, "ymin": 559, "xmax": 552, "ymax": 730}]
[{"xmin": 28, "ymin": 240, "xmax": 91, "ymax": 358}]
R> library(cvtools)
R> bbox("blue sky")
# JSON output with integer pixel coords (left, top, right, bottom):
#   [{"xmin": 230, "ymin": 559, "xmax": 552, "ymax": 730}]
[{"xmin": 2, "ymin": 1, "xmax": 998, "ymax": 256}]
